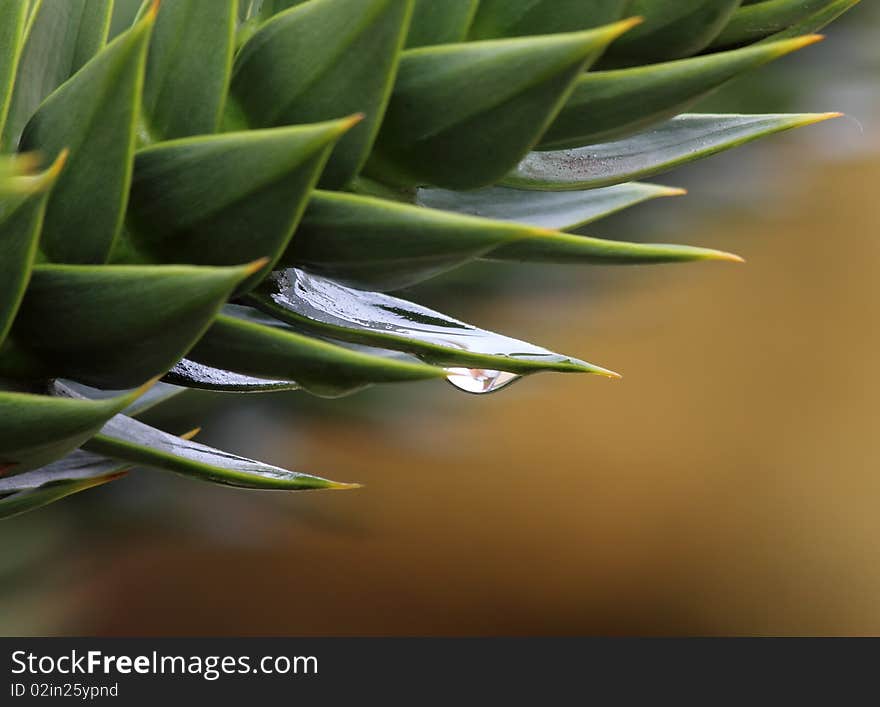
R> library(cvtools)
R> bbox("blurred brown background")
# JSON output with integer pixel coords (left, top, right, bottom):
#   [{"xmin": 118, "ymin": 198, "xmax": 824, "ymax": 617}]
[{"xmin": 2, "ymin": 7, "xmax": 879, "ymax": 637}]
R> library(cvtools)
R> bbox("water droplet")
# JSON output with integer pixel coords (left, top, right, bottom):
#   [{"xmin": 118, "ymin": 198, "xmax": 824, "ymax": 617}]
[{"xmin": 445, "ymin": 367, "xmax": 521, "ymax": 394}]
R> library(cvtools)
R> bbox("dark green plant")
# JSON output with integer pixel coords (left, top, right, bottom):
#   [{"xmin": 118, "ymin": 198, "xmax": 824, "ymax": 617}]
[{"xmin": 0, "ymin": 0, "xmax": 858, "ymax": 517}]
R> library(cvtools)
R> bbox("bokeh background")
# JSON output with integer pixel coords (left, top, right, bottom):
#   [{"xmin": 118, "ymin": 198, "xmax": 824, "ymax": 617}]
[{"xmin": 3, "ymin": 4, "xmax": 879, "ymax": 637}]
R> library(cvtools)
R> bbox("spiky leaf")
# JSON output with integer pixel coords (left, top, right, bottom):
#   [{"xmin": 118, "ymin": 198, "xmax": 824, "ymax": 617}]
[
  {"xmin": 124, "ymin": 118, "xmax": 358, "ymax": 289},
  {"xmin": 504, "ymin": 113, "xmax": 842, "ymax": 191},
  {"xmin": 2, "ymin": 0, "xmax": 114, "ymax": 150},
  {"xmin": 468, "ymin": 0, "xmax": 629, "ymax": 39},
  {"xmin": 0, "ymin": 383, "xmax": 147, "ymax": 474},
  {"xmin": 18, "ymin": 8, "xmax": 155, "ymax": 263},
  {"xmin": 0, "ymin": 262, "xmax": 258, "ymax": 388},
  {"xmin": 141, "ymin": 0, "xmax": 237, "ymax": 140},
  {"xmin": 0, "ymin": 152, "xmax": 64, "ymax": 346},
  {"xmin": 417, "ymin": 182, "xmax": 684, "ymax": 231},
  {"xmin": 248, "ymin": 268, "xmax": 618, "ymax": 377},
  {"xmin": 187, "ymin": 306, "xmax": 446, "ymax": 397},
  {"xmin": 541, "ymin": 36, "xmax": 820, "ymax": 149},
  {"xmin": 231, "ymin": 0, "xmax": 412, "ymax": 188},
  {"xmin": 84, "ymin": 412, "xmax": 356, "ymax": 491},
  {"xmin": 367, "ymin": 21, "xmax": 637, "ymax": 189}
]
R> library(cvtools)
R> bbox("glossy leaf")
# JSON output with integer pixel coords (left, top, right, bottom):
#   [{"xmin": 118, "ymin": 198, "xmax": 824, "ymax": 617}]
[
  {"xmin": 0, "ymin": 0, "xmax": 28, "ymax": 140},
  {"xmin": 541, "ymin": 36, "xmax": 821, "ymax": 150},
  {"xmin": 367, "ymin": 20, "xmax": 638, "ymax": 189},
  {"xmin": 504, "ymin": 113, "xmax": 842, "ymax": 191},
  {"xmin": 283, "ymin": 188, "xmax": 736, "ymax": 291},
  {"xmin": 1, "ymin": 261, "xmax": 258, "ymax": 388},
  {"xmin": 0, "ymin": 382, "xmax": 148, "ymax": 474},
  {"xmin": 711, "ymin": 0, "xmax": 845, "ymax": 49},
  {"xmin": 417, "ymin": 182, "xmax": 686, "ymax": 231},
  {"xmin": 248, "ymin": 268, "xmax": 619, "ymax": 377},
  {"xmin": 187, "ymin": 307, "xmax": 447, "ymax": 398},
  {"xmin": 0, "ymin": 151, "xmax": 64, "ymax": 347},
  {"xmin": 283, "ymin": 189, "xmax": 555, "ymax": 290},
  {"xmin": 468, "ymin": 0, "xmax": 630, "ymax": 39},
  {"xmin": 164, "ymin": 359, "xmax": 299, "ymax": 393},
  {"xmin": 141, "ymin": 0, "xmax": 236, "ymax": 141},
  {"xmin": 125, "ymin": 118, "xmax": 358, "ymax": 289},
  {"xmin": 2, "ymin": 0, "xmax": 114, "ymax": 151},
  {"xmin": 59, "ymin": 379, "xmax": 189, "ymax": 417},
  {"xmin": 19, "ymin": 7, "xmax": 156, "ymax": 264},
  {"xmin": 406, "ymin": 0, "xmax": 476, "ymax": 48},
  {"xmin": 0, "ymin": 462, "xmax": 127, "ymax": 520},
  {"xmin": 604, "ymin": 0, "xmax": 741, "ymax": 64},
  {"xmin": 231, "ymin": 0, "xmax": 412, "ymax": 188},
  {"xmin": 84, "ymin": 412, "xmax": 357, "ymax": 491}
]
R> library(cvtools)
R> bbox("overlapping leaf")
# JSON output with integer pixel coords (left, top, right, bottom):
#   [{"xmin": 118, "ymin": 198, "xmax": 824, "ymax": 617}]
[
  {"xmin": 231, "ymin": 0, "xmax": 412, "ymax": 188},
  {"xmin": 0, "ymin": 453, "xmax": 127, "ymax": 520},
  {"xmin": 603, "ymin": 0, "xmax": 741, "ymax": 64},
  {"xmin": 141, "ymin": 0, "xmax": 236, "ymax": 141},
  {"xmin": 367, "ymin": 20, "xmax": 639, "ymax": 189},
  {"xmin": 0, "ymin": 0, "xmax": 29, "ymax": 141},
  {"xmin": 406, "ymin": 0, "xmax": 476, "ymax": 48},
  {"xmin": 19, "ymin": 6, "xmax": 155, "ymax": 263},
  {"xmin": 187, "ymin": 306, "xmax": 446, "ymax": 398},
  {"xmin": 541, "ymin": 36, "xmax": 821, "ymax": 149},
  {"xmin": 248, "ymin": 268, "xmax": 618, "ymax": 377},
  {"xmin": 417, "ymin": 182, "xmax": 684, "ymax": 231},
  {"xmin": 124, "ymin": 117, "xmax": 358, "ymax": 289},
  {"xmin": 467, "ymin": 0, "xmax": 629, "ymax": 40},
  {"xmin": 85, "ymin": 415, "xmax": 353, "ymax": 491},
  {"xmin": 2, "ymin": 0, "xmax": 113, "ymax": 150},
  {"xmin": 0, "ymin": 261, "xmax": 259, "ymax": 388},
  {"xmin": 282, "ymin": 189, "xmax": 738, "ymax": 291},
  {"xmin": 0, "ymin": 381, "xmax": 149, "ymax": 474},
  {"xmin": 505, "ymin": 113, "xmax": 841, "ymax": 190},
  {"xmin": 712, "ymin": 0, "xmax": 849, "ymax": 49},
  {"xmin": 0, "ymin": 151, "xmax": 64, "ymax": 346}
]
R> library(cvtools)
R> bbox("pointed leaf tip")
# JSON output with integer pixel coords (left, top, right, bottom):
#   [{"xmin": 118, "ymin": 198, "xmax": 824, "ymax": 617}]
[
  {"xmin": 47, "ymin": 149, "xmax": 69, "ymax": 178},
  {"xmin": 180, "ymin": 427, "xmax": 201, "ymax": 441},
  {"xmin": 324, "ymin": 481, "xmax": 364, "ymax": 491},
  {"xmin": 243, "ymin": 257, "xmax": 272, "ymax": 277},
  {"xmin": 146, "ymin": 0, "xmax": 161, "ymax": 22}
]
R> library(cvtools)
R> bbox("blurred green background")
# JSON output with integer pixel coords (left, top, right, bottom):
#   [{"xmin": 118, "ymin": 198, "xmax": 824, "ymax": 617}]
[{"xmin": 3, "ymin": 5, "xmax": 879, "ymax": 637}]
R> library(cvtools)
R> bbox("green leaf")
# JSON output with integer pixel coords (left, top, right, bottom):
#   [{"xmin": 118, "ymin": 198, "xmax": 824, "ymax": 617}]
[
  {"xmin": 468, "ymin": 0, "xmax": 630, "ymax": 39},
  {"xmin": 0, "ymin": 151, "xmax": 64, "ymax": 347},
  {"xmin": 2, "ymin": 0, "xmax": 114, "ymax": 151},
  {"xmin": 367, "ymin": 20, "xmax": 638, "ymax": 189},
  {"xmin": 230, "ymin": 0, "xmax": 412, "ymax": 188},
  {"xmin": 282, "ymin": 189, "xmax": 555, "ymax": 290},
  {"xmin": 164, "ymin": 359, "xmax": 299, "ymax": 393},
  {"xmin": 603, "ymin": 0, "xmax": 741, "ymax": 64},
  {"xmin": 417, "ymin": 182, "xmax": 685, "ymax": 231},
  {"xmin": 141, "ymin": 0, "xmax": 236, "ymax": 141},
  {"xmin": 504, "ymin": 113, "xmax": 842, "ymax": 191},
  {"xmin": 0, "ymin": 261, "xmax": 258, "ymax": 388},
  {"xmin": 0, "ymin": 0, "xmax": 29, "ymax": 140},
  {"xmin": 59, "ymin": 379, "xmax": 189, "ymax": 417},
  {"xmin": 281, "ymin": 187, "xmax": 734, "ymax": 290},
  {"xmin": 406, "ymin": 0, "xmax": 477, "ymax": 48},
  {"xmin": 84, "ymin": 410, "xmax": 357, "ymax": 491},
  {"xmin": 248, "ymin": 268, "xmax": 619, "ymax": 378},
  {"xmin": 711, "ymin": 0, "xmax": 847, "ymax": 49},
  {"xmin": 0, "ymin": 382, "xmax": 149, "ymax": 474},
  {"xmin": 18, "ymin": 7, "xmax": 156, "ymax": 264},
  {"xmin": 756, "ymin": 0, "xmax": 861, "ymax": 44},
  {"xmin": 124, "ymin": 117, "xmax": 359, "ymax": 290},
  {"xmin": 0, "ymin": 462, "xmax": 127, "ymax": 520},
  {"xmin": 541, "ymin": 35, "xmax": 821, "ymax": 150},
  {"xmin": 187, "ymin": 306, "xmax": 447, "ymax": 398}
]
